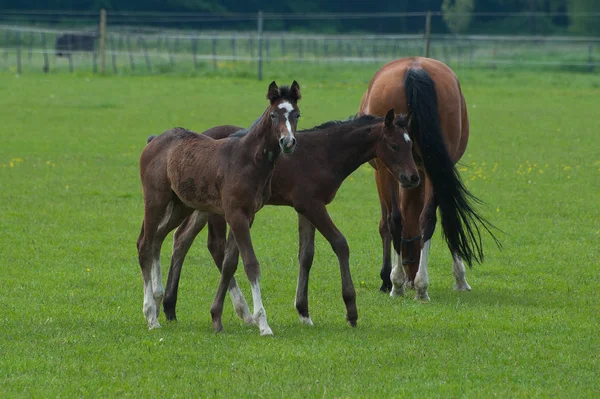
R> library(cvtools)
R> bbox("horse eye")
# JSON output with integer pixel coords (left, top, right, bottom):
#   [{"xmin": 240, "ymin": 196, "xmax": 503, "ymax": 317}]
[
  {"xmin": 391, "ymin": 143, "xmax": 399, "ymax": 151},
  {"xmin": 270, "ymin": 113, "xmax": 276, "ymax": 119}
]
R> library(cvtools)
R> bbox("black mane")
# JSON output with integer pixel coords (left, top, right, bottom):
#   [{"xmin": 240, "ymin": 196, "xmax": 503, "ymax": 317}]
[{"xmin": 302, "ymin": 113, "xmax": 408, "ymax": 133}]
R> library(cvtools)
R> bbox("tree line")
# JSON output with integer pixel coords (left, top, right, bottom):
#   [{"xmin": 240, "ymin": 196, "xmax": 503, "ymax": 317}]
[{"xmin": 1, "ymin": 0, "xmax": 599, "ymax": 35}]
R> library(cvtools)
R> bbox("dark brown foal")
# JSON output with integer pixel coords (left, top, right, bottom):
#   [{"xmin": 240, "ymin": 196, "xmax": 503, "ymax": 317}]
[
  {"xmin": 162, "ymin": 110, "xmax": 419, "ymax": 327},
  {"xmin": 137, "ymin": 81, "xmax": 301, "ymax": 335}
]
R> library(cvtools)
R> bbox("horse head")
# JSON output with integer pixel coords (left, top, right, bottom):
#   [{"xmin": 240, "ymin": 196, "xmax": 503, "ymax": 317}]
[
  {"xmin": 266, "ymin": 81, "xmax": 301, "ymax": 154},
  {"xmin": 377, "ymin": 109, "xmax": 420, "ymax": 188}
]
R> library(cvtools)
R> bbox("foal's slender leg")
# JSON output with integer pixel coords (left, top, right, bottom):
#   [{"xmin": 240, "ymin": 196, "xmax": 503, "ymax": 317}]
[
  {"xmin": 414, "ymin": 189, "xmax": 438, "ymax": 302},
  {"xmin": 301, "ymin": 201, "xmax": 357, "ymax": 327},
  {"xmin": 395, "ymin": 184, "xmax": 424, "ymax": 298},
  {"xmin": 211, "ymin": 211, "xmax": 272, "ymax": 335},
  {"xmin": 163, "ymin": 211, "xmax": 208, "ymax": 321},
  {"xmin": 374, "ymin": 164, "xmax": 397, "ymax": 292},
  {"xmin": 452, "ymin": 255, "xmax": 472, "ymax": 291},
  {"xmin": 295, "ymin": 214, "xmax": 316, "ymax": 326},
  {"xmin": 207, "ymin": 215, "xmax": 253, "ymax": 325},
  {"xmin": 137, "ymin": 194, "xmax": 171, "ymax": 329},
  {"xmin": 151, "ymin": 201, "xmax": 192, "ymax": 320}
]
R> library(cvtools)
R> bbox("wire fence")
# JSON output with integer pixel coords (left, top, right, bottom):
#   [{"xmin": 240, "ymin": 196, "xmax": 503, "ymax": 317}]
[{"xmin": 1, "ymin": 10, "xmax": 599, "ymax": 77}]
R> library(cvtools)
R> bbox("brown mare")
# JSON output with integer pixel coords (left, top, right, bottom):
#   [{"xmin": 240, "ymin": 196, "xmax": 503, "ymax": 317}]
[
  {"xmin": 161, "ymin": 111, "xmax": 419, "ymax": 327},
  {"xmin": 137, "ymin": 81, "xmax": 301, "ymax": 335},
  {"xmin": 358, "ymin": 57, "xmax": 500, "ymax": 300}
]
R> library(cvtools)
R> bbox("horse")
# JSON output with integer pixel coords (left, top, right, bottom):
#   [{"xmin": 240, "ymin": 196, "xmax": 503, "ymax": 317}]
[
  {"xmin": 160, "ymin": 110, "xmax": 420, "ymax": 328},
  {"xmin": 137, "ymin": 81, "xmax": 301, "ymax": 336},
  {"xmin": 358, "ymin": 57, "xmax": 500, "ymax": 301}
]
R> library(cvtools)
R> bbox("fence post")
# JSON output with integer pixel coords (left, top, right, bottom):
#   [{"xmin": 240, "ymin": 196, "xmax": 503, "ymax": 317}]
[
  {"xmin": 257, "ymin": 10, "xmax": 263, "ymax": 81},
  {"xmin": 99, "ymin": 8, "xmax": 106, "ymax": 74},
  {"xmin": 16, "ymin": 31, "xmax": 22, "ymax": 74},
  {"xmin": 424, "ymin": 11, "xmax": 431, "ymax": 58},
  {"xmin": 588, "ymin": 43, "xmax": 594, "ymax": 73},
  {"xmin": 41, "ymin": 32, "xmax": 49, "ymax": 73},
  {"xmin": 212, "ymin": 36, "xmax": 217, "ymax": 70}
]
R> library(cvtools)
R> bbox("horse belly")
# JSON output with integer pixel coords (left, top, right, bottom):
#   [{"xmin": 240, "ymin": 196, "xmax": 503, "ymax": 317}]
[{"xmin": 171, "ymin": 177, "xmax": 224, "ymax": 215}]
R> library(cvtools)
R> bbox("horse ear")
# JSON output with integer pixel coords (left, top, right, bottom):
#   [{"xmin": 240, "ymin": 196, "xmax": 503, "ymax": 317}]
[
  {"xmin": 384, "ymin": 109, "xmax": 395, "ymax": 127},
  {"xmin": 290, "ymin": 80, "xmax": 302, "ymax": 101},
  {"xmin": 267, "ymin": 81, "xmax": 280, "ymax": 104}
]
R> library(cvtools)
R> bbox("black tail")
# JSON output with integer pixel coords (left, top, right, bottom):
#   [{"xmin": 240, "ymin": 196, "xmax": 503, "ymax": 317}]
[{"xmin": 404, "ymin": 68, "xmax": 501, "ymax": 266}]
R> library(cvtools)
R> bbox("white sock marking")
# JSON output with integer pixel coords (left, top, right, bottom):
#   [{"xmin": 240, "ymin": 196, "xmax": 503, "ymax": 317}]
[
  {"xmin": 414, "ymin": 239, "xmax": 431, "ymax": 302},
  {"xmin": 390, "ymin": 249, "xmax": 406, "ymax": 297},
  {"xmin": 251, "ymin": 281, "xmax": 273, "ymax": 336},
  {"xmin": 452, "ymin": 255, "xmax": 472, "ymax": 291}
]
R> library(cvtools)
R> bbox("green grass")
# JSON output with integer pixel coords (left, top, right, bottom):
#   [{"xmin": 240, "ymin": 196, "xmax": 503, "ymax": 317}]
[{"xmin": 0, "ymin": 67, "xmax": 599, "ymax": 398}]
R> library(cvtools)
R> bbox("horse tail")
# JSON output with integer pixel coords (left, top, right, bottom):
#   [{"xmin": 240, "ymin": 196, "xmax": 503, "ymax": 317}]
[
  {"xmin": 146, "ymin": 135, "xmax": 156, "ymax": 144},
  {"xmin": 404, "ymin": 67, "xmax": 500, "ymax": 266}
]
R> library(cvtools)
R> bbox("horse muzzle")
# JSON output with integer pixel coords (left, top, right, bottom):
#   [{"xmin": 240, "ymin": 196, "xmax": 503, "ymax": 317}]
[
  {"xmin": 400, "ymin": 173, "xmax": 420, "ymax": 188},
  {"xmin": 279, "ymin": 135, "xmax": 297, "ymax": 154}
]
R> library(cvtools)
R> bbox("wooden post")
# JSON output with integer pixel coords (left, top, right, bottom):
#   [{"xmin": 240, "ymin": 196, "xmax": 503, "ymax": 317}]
[
  {"xmin": 126, "ymin": 35, "xmax": 135, "ymax": 71},
  {"xmin": 588, "ymin": 43, "xmax": 594, "ymax": 73},
  {"xmin": 99, "ymin": 9, "xmax": 106, "ymax": 74},
  {"xmin": 192, "ymin": 37, "xmax": 198, "ymax": 70},
  {"xmin": 257, "ymin": 10, "xmax": 264, "ymax": 81},
  {"xmin": 41, "ymin": 32, "xmax": 49, "ymax": 73},
  {"xmin": 424, "ymin": 11, "xmax": 431, "ymax": 58},
  {"xmin": 110, "ymin": 35, "xmax": 117, "ymax": 73},
  {"xmin": 16, "ymin": 31, "xmax": 22, "ymax": 74},
  {"xmin": 212, "ymin": 36, "xmax": 217, "ymax": 70}
]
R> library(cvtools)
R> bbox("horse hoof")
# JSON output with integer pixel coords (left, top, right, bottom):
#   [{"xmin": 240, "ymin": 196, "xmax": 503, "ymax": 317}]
[
  {"xmin": 414, "ymin": 292, "xmax": 430, "ymax": 303},
  {"xmin": 260, "ymin": 327, "xmax": 274, "ymax": 336},
  {"xmin": 390, "ymin": 286, "xmax": 405, "ymax": 297},
  {"xmin": 148, "ymin": 320, "xmax": 161, "ymax": 330},
  {"xmin": 379, "ymin": 283, "xmax": 391, "ymax": 293},
  {"xmin": 454, "ymin": 283, "xmax": 472, "ymax": 292},
  {"xmin": 347, "ymin": 318, "xmax": 357, "ymax": 328},
  {"xmin": 299, "ymin": 316, "xmax": 314, "ymax": 326}
]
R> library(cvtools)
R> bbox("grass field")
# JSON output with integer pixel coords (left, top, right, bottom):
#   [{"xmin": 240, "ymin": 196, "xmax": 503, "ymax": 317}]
[{"xmin": 1, "ymin": 65, "xmax": 599, "ymax": 398}]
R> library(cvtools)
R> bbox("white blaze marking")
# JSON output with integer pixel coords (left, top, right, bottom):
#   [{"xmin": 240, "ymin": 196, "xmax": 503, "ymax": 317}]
[
  {"xmin": 404, "ymin": 133, "xmax": 411, "ymax": 143},
  {"xmin": 278, "ymin": 101, "xmax": 294, "ymax": 136}
]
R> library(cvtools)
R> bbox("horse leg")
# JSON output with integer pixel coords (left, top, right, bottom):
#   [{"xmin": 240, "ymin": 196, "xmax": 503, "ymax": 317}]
[
  {"xmin": 414, "ymin": 185, "xmax": 438, "ymax": 302},
  {"xmin": 374, "ymin": 164, "xmax": 400, "ymax": 292},
  {"xmin": 207, "ymin": 214, "xmax": 253, "ymax": 325},
  {"xmin": 295, "ymin": 214, "xmax": 316, "ymax": 326},
  {"xmin": 211, "ymin": 211, "xmax": 272, "ymax": 335},
  {"xmin": 137, "ymin": 193, "xmax": 172, "ymax": 329},
  {"xmin": 399, "ymin": 182, "xmax": 427, "ymax": 300},
  {"xmin": 151, "ymin": 201, "xmax": 192, "ymax": 320},
  {"xmin": 452, "ymin": 255, "xmax": 472, "ymax": 291},
  {"xmin": 163, "ymin": 211, "xmax": 208, "ymax": 321},
  {"xmin": 301, "ymin": 201, "xmax": 357, "ymax": 327},
  {"xmin": 389, "ymin": 190, "xmax": 406, "ymax": 297}
]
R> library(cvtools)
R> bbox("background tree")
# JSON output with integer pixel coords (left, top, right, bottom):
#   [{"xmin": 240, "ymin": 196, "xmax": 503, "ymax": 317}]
[{"xmin": 442, "ymin": 0, "xmax": 474, "ymax": 34}]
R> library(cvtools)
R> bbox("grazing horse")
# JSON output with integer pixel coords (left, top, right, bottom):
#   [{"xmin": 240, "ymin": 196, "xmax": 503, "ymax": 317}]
[
  {"xmin": 137, "ymin": 81, "xmax": 301, "ymax": 335},
  {"xmin": 358, "ymin": 57, "xmax": 500, "ymax": 300},
  {"xmin": 161, "ymin": 110, "xmax": 420, "ymax": 327}
]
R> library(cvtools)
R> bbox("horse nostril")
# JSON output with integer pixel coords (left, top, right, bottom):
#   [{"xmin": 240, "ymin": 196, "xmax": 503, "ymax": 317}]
[
  {"xmin": 410, "ymin": 174, "xmax": 420, "ymax": 183},
  {"xmin": 291, "ymin": 137, "xmax": 297, "ymax": 146},
  {"xmin": 279, "ymin": 137, "xmax": 285, "ymax": 146}
]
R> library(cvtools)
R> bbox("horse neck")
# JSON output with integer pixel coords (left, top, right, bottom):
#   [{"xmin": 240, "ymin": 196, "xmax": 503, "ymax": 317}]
[
  {"xmin": 321, "ymin": 123, "xmax": 379, "ymax": 179},
  {"xmin": 241, "ymin": 109, "xmax": 280, "ymax": 161}
]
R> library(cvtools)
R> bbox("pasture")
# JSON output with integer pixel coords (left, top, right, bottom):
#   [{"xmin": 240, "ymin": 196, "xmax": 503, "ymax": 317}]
[{"xmin": 0, "ymin": 65, "xmax": 599, "ymax": 397}]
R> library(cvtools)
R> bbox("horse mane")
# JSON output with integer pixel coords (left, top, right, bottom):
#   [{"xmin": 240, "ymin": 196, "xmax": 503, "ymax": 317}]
[
  {"xmin": 231, "ymin": 115, "xmax": 262, "ymax": 137},
  {"xmin": 302, "ymin": 113, "xmax": 408, "ymax": 133}
]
